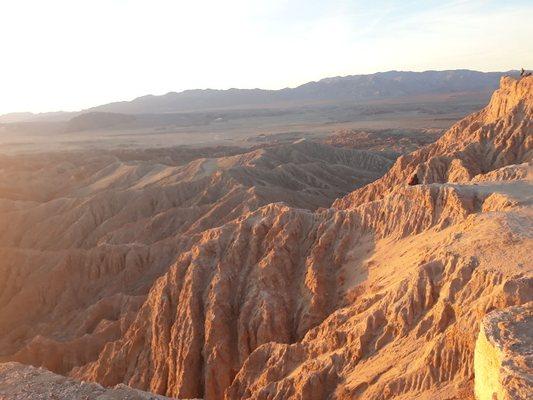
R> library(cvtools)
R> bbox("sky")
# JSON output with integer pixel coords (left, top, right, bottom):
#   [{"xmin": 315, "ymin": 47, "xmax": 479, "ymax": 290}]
[{"xmin": 0, "ymin": 0, "xmax": 532, "ymax": 114}]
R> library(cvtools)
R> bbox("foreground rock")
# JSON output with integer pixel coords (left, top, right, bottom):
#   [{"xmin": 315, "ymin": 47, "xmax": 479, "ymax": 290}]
[
  {"xmin": 474, "ymin": 303, "xmax": 533, "ymax": 400},
  {"xmin": 0, "ymin": 362, "xmax": 180, "ymax": 399}
]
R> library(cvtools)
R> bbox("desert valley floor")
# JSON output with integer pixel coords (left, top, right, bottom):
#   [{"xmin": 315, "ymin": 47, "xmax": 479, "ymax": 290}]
[{"xmin": 0, "ymin": 76, "xmax": 531, "ymax": 399}]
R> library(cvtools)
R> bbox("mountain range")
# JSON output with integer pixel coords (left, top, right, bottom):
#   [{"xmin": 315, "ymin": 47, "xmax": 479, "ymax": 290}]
[{"xmin": 0, "ymin": 70, "xmax": 514, "ymax": 124}]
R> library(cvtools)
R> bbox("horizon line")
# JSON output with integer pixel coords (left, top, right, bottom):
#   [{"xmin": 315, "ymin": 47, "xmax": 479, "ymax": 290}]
[{"xmin": 1, "ymin": 67, "xmax": 521, "ymax": 117}]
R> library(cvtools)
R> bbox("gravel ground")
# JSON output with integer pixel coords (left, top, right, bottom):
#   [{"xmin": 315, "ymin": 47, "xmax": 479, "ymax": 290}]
[{"xmin": 0, "ymin": 362, "xmax": 194, "ymax": 400}]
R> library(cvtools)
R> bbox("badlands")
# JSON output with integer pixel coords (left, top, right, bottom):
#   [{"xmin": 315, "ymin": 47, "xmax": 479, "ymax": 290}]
[{"xmin": 0, "ymin": 76, "xmax": 531, "ymax": 399}]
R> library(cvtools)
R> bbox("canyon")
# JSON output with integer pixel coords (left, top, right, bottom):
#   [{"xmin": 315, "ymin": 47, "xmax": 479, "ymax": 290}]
[{"xmin": 0, "ymin": 76, "xmax": 531, "ymax": 399}]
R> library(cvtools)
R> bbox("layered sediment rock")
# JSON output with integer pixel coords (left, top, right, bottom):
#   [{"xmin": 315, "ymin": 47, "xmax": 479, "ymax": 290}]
[{"xmin": 474, "ymin": 303, "xmax": 533, "ymax": 400}]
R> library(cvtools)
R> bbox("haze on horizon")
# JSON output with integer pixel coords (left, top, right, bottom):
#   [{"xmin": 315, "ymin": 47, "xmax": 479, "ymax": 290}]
[{"xmin": 1, "ymin": 0, "xmax": 532, "ymax": 115}]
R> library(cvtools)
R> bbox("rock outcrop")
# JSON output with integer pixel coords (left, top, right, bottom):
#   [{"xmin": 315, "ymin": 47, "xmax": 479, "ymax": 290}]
[
  {"xmin": 334, "ymin": 76, "xmax": 532, "ymax": 209},
  {"xmin": 474, "ymin": 303, "xmax": 533, "ymax": 400},
  {"xmin": 0, "ymin": 362, "xmax": 178, "ymax": 399}
]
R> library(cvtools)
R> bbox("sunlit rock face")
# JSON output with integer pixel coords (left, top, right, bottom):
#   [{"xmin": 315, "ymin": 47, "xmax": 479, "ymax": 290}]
[{"xmin": 474, "ymin": 303, "xmax": 533, "ymax": 400}]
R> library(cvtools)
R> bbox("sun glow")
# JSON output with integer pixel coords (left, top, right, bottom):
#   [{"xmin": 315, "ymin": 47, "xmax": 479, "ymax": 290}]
[{"xmin": 0, "ymin": 0, "xmax": 532, "ymax": 114}]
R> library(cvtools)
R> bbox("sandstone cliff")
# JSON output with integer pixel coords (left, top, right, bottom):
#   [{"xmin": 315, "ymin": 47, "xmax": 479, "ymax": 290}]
[{"xmin": 474, "ymin": 303, "xmax": 533, "ymax": 400}]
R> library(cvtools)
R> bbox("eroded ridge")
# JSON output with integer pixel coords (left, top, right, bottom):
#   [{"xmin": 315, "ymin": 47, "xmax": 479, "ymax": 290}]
[{"xmin": 0, "ymin": 76, "xmax": 531, "ymax": 400}]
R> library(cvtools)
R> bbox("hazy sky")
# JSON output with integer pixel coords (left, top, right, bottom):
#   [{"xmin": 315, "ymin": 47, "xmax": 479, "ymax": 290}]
[{"xmin": 1, "ymin": 0, "xmax": 532, "ymax": 114}]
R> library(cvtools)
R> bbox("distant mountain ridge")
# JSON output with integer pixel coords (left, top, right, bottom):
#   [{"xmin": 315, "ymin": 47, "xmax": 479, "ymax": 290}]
[
  {"xmin": 90, "ymin": 70, "xmax": 513, "ymax": 114},
  {"xmin": 0, "ymin": 70, "xmax": 516, "ymax": 123}
]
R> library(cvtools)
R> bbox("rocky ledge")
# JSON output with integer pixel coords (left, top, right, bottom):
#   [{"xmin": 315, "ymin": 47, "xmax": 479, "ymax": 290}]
[
  {"xmin": 474, "ymin": 303, "xmax": 533, "ymax": 399},
  {"xmin": 0, "ymin": 362, "xmax": 196, "ymax": 400}
]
